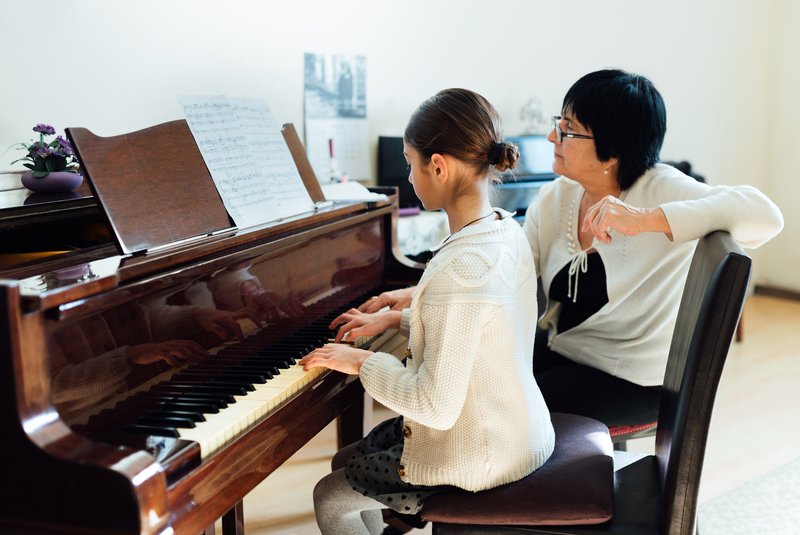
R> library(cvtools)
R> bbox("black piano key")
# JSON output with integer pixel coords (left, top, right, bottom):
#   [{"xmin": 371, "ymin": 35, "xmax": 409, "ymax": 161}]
[
  {"xmin": 156, "ymin": 400, "xmax": 221, "ymax": 414},
  {"xmin": 220, "ymin": 349, "xmax": 301, "ymax": 361},
  {"xmin": 207, "ymin": 380, "xmax": 256, "ymax": 392},
  {"xmin": 167, "ymin": 374, "xmax": 257, "ymax": 392},
  {"xmin": 195, "ymin": 362, "xmax": 280, "ymax": 377},
  {"xmin": 136, "ymin": 416, "xmax": 196, "ymax": 429},
  {"xmin": 254, "ymin": 349, "xmax": 304, "ymax": 358},
  {"xmin": 263, "ymin": 343, "xmax": 315, "ymax": 353},
  {"xmin": 149, "ymin": 408, "xmax": 206, "ymax": 422},
  {"xmin": 122, "ymin": 424, "xmax": 180, "ymax": 438},
  {"xmin": 155, "ymin": 393, "xmax": 230, "ymax": 409},
  {"xmin": 150, "ymin": 384, "xmax": 242, "ymax": 400},
  {"xmin": 227, "ymin": 363, "xmax": 280, "ymax": 376},
  {"xmin": 96, "ymin": 401, "xmax": 208, "ymax": 423},
  {"xmin": 166, "ymin": 381, "xmax": 252, "ymax": 395},
  {"xmin": 248, "ymin": 357, "xmax": 295, "ymax": 368},
  {"xmin": 177, "ymin": 369, "xmax": 269, "ymax": 383},
  {"xmin": 171, "ymin": 368, "xmax": 262, "ymax": 380}
]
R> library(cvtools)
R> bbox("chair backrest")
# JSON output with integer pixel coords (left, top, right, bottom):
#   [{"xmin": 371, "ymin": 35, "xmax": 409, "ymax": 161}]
[{"xmin": 656, "ymin": 231, "xmax": 751, "ymax": 534}]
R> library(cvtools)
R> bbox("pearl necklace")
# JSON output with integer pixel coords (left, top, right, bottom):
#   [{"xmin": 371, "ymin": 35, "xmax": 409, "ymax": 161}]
[
  {"xmin": 565, "ymin": 188, "xmax": 626, "ymax": 301},
  {"xmin": 566, "ymin": 193, "xmax": 579, "ymax": 256},
  {"xmin": 567, "ymin": 188, "xmax": 627, "ymax": 254}
]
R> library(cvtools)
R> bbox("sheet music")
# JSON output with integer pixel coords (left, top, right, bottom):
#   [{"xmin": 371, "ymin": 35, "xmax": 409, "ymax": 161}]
[
  {"xmin": 229, "ymin": 97, "xmax": 314, "ymax": 218},
  {"xmin": 180, "ymin": 96, "xmax": 314, "ymax": 229}
]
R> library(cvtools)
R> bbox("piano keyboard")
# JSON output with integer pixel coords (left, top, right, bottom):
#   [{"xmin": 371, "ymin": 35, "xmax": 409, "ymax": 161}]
[
  {"xmin": 174, "ymin": 362, "xmax": 326, "ymax": 457},
  {"xmin": 82, "ymin": 290, "xmax": 401, "ymax": 459}
]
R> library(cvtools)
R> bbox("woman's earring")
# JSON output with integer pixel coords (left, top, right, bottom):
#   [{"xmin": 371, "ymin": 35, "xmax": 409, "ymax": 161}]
[{"xmin": 604, "ymin": 169, "xmax": 609, "ymax": 175}]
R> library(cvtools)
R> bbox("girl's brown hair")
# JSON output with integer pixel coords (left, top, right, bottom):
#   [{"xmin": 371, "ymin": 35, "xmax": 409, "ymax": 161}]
[{"xmin": 404, "ymin": 88, "xmax": 519, "ymax": 183}]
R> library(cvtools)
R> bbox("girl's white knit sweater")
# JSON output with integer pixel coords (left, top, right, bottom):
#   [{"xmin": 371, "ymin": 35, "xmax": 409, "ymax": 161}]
[{"xmin": 360, "ymin": 211, "xmax": 555, "ymax": 491}]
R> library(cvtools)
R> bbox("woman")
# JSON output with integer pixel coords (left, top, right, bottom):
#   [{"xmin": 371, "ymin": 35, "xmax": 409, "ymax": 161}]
[
  {"xmin": 525, "ymin": 69, "xmax": 782, "ymax": 426},
  {"xmin": 362, "ymin": 69, "xmax": 783, "ymax": 429},
  {"xmin": 299, "ymin": 88, "xmax": 554, "ymax": 535}
]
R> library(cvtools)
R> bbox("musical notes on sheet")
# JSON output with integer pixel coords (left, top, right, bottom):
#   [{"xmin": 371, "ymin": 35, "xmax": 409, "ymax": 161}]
[{"xmin": 180, "ymin": 96, "xmax": 314, "ymax": 229}]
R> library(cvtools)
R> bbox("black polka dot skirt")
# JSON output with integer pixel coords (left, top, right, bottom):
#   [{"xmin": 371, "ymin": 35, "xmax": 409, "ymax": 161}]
[{"xmin": 344, "ymin": 416, "xmax": 450, "ymax": 514}]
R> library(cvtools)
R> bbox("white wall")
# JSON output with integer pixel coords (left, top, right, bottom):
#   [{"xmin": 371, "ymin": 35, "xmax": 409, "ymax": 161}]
[
  {"xmin": 0, "ymin": 0, "xmax": 793, "ymax": 288},
  {"xmin": 759, "ymin": 0, "xmax": 800, "ymax": 291}
]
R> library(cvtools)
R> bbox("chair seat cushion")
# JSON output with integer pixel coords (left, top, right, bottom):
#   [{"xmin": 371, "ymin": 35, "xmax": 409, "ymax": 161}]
[{"xmin": 421, "ymin": 413, "xmax": 614, "ymax": 526}]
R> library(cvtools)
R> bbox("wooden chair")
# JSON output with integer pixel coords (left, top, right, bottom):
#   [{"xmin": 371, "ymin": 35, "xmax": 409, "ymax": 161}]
[{"xmin": 423, "ymin": 231, "xmax": 752, "ymax": 535}]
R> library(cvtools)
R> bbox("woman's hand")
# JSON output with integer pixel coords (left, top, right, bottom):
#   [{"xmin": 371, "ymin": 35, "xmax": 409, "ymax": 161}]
[
  {"xmin": 329, "ymin": 309, "xmax": 402, "ymax": 343},
  {"xmin": 357, "ymin": 287, "xmax": 415, "ymax": 313},
  {"xmin": 299, "ymin": 343, "xmax": 373, "ymax": 375},
  {"xmin": 583, "ymin": 195, "xmax": 673, "ymax": 244},
  {"xmin": 126, "ymin": 340, "xmax": 208, "ymax": 367}
]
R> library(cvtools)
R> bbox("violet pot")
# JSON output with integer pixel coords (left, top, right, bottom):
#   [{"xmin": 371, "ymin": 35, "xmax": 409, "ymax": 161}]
[{"xmin": 21, "ymin": 171, "xmax": 83, "ymax": 193}]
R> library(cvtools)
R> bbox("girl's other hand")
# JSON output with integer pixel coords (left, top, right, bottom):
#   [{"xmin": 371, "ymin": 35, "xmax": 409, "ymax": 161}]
[{"xmin": 299, "ymin": 344, "xmax": 373, "ymax": 375}]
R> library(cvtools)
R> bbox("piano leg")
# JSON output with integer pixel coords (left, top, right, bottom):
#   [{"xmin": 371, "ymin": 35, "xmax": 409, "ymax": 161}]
[
  {"xmin": 221, "ymin": 501, "xmax": 244, "ymax": 535},
  {"xmin": 337, "ymin": 391, "xmax": 370, "ymax": 449}
]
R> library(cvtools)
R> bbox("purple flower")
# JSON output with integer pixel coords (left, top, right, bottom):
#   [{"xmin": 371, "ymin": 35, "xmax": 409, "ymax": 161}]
[
  {"xmin": 11, "ymin": 124, "xmax": 81, "ymax": 173},
  {"xmin": 33, "ymin": 124, "xmax": 56, "ymax": 135},
  {"xmin": 56, "ymin": 135, "xmax": 74, "ymax": 156}
]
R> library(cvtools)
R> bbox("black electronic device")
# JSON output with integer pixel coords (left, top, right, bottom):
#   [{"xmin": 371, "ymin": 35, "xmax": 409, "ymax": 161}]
[{"xmin": 377, "ymin": 136, "xmax": 421, "ymax": 209}]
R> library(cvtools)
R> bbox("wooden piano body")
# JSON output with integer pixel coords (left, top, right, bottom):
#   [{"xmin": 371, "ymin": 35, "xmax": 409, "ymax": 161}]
[{"xmin": 0, "ymin": 121, "xmax": 422, "ymax": 534}]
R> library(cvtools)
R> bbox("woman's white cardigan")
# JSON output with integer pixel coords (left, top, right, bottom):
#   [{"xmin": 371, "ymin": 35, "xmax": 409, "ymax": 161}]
[{"xmin": 523, "ymin": 164, "xmax": 784, "ymax": 386}]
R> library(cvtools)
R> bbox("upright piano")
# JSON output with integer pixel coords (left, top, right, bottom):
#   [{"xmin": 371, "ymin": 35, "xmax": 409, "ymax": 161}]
[{"xmin": 0, "ymin": 120, "xmax": 422, "ymax": 534}]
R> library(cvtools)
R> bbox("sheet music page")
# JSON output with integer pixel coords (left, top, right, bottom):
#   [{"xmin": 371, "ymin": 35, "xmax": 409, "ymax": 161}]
[
  {"xmin": 180, "ymin": 96, "xmax": 314, "ymax": 229},
  {"xmin": 228, "ymin": 97, "xmax": 314, "ymax": 218},
  {"xmin": 179, "ymin": 95, "xmax": 265, "ymax": 229}
]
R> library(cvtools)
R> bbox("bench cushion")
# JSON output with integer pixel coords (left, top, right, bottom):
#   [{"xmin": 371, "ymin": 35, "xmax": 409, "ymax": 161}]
[{"xmin": 421, "ymin": 413, "xmax": 614, "ymax": 526}]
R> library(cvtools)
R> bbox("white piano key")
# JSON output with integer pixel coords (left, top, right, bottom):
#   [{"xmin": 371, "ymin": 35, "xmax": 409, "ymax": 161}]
[{"xmin": 177, "ymin": 364, "xmax": 326, "ymax": 458}]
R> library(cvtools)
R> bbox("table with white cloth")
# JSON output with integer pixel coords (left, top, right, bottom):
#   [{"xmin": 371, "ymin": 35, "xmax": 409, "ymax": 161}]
[{"xmin": 397, "ymin": 210, "xmax": 449, "ymax": 256}]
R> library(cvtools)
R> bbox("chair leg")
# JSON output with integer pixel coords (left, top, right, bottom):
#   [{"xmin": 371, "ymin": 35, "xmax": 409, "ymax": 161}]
[
  {"xmin": 222, "ymin": 501, "xmax": 244, "ymax": 535},
  {"xmin": 735, "ymin": 311, "xmax": 744, "ymax": 342}
]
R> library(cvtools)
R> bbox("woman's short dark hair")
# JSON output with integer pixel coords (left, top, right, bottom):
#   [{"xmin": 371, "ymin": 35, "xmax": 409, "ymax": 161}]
[
  {"xmin": 404, "ymin": 88, "xmax": 519, "ymax": 183},
  {"xmin": 563, "ymin": 69, "xmax": 666, "ymax": 190}
]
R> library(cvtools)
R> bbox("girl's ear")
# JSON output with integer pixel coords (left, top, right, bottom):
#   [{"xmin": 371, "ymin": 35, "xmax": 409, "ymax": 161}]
[{"xmin": 429, "ymin": 153, "xmax": 449, "ymax": 183}]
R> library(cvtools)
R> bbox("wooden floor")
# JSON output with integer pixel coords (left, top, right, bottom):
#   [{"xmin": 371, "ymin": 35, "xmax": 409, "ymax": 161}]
[{"xmin": 226, "ymin": 294, "xmax": 800, "ymax": 534}]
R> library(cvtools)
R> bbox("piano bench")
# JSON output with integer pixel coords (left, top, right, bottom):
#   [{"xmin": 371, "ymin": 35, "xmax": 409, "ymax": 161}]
[{"xmin": 420, "ymin": 413, "xmax": 614, "ymax": 529}]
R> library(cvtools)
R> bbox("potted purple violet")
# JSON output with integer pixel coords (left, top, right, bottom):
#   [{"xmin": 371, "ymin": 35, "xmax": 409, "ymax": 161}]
[{"xmin": 11, "ymin": 124, "xmax": 83, "ymax": 192}]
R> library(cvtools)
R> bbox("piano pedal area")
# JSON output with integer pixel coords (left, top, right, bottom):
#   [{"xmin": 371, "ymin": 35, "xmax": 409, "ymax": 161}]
[{"xmin": 218, "ymin": 384, "xmax": 412, "ymax": 535}]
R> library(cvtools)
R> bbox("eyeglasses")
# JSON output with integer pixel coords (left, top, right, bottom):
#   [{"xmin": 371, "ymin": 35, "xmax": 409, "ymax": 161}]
[{"xmin": 552, "ymin": 116, "xmax": 594, "ymax": 143}]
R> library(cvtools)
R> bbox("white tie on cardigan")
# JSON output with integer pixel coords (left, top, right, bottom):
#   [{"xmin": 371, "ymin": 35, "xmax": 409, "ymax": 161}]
[{"xmin": 567, "ymin": 248, "xmax": 589, "ymax": 303}]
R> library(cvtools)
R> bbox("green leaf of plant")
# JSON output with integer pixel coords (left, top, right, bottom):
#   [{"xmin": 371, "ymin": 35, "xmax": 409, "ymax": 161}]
[{"xmin": 32, "ymin": 171, "xmax": 49, "ymax": 178}]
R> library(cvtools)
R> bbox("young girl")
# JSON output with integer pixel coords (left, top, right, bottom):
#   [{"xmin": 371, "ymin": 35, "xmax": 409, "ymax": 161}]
[{"xmin": 299, "ymin": 88, "xmax": 555, "ymax": 535}]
